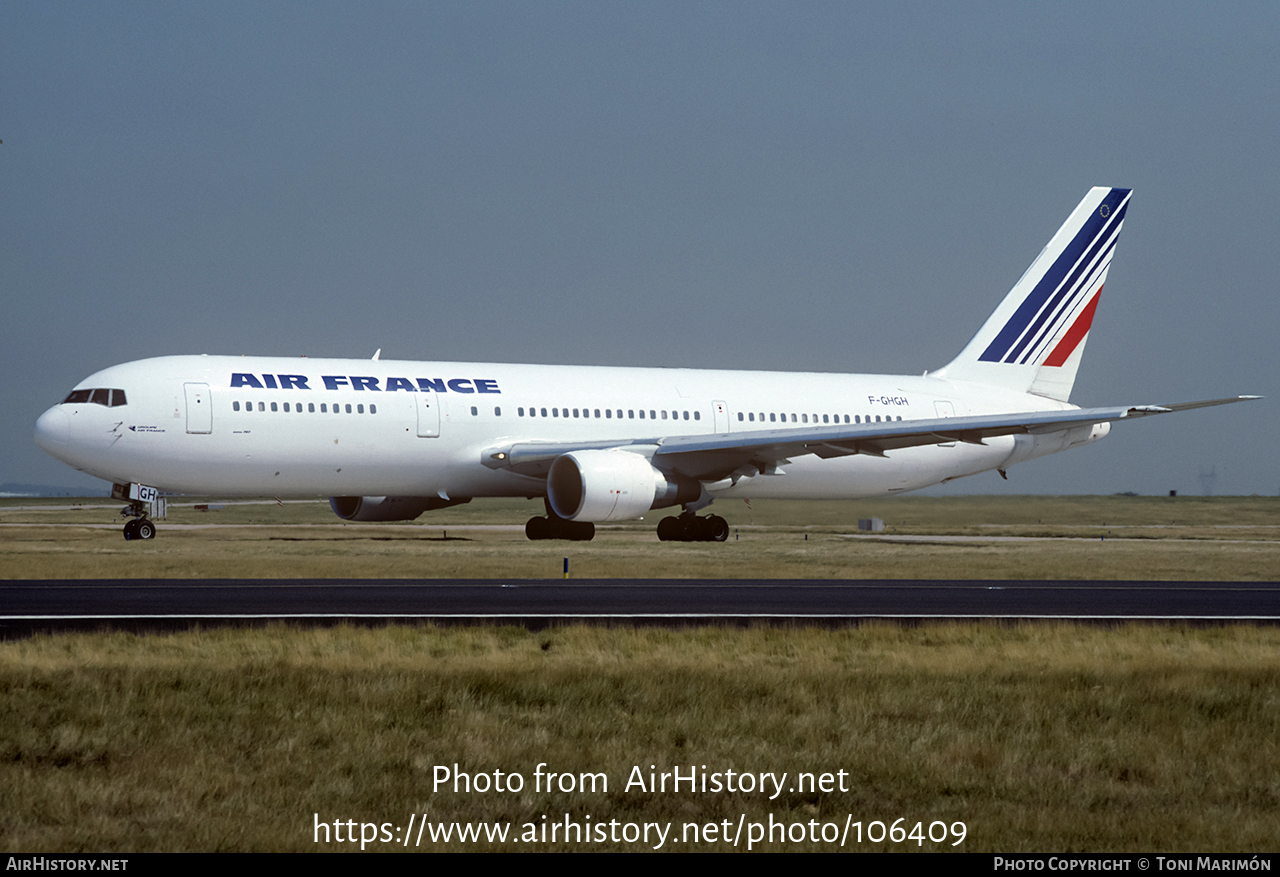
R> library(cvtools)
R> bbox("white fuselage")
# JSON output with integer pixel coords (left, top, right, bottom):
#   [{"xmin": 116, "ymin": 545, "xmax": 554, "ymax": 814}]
[{"xmin": 34, "ymin": 354, "xmax": 1096, "ymax": 504}]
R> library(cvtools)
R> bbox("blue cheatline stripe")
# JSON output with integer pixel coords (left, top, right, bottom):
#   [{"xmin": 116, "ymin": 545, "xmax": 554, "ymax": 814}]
[
  {"xmin": 979, "ymin": 188, "xmax": 1131, "ymax": 363},
  {"xmin": 1014, "ymin": 228, "xmax": 1119, "ymax": 365},
  {"xmin": 1010, "ymin": 202, "xmax": 1127, "ymax": 364}
]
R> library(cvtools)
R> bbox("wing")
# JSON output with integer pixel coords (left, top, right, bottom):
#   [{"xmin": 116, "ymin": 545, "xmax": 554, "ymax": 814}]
[{"xmin": 483, "ymin": 396, "xmax": 1260, "ymax": 482}]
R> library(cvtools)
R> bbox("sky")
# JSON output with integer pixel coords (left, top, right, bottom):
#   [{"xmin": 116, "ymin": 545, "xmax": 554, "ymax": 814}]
[{"xmin": 2, "ymin": 2, "xmax": 1276, "ymax": 497}]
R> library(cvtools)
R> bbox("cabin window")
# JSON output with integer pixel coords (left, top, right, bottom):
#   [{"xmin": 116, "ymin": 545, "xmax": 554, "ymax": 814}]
[
  {"xmin": 370, "ymin": 404, "xmax": 377, "ymax": 414},
  {"xmin": 357, "ymin": 404, "xmax": 364, "ymax": 414},
  {"xmin": 683, "ymin": 411, "xmax": 689, "ymax": 420},
  {"xmin": 309, "ymin": 403, "xmax": 316, "ymax": 413},
  {"xmin": 518, "ymin": 407, "xmax": 525, "ymax": 416},
  {"xmin": 271, "ymin": 402, "xmax": 278, "ymax": 412},
  {"xmin": 320, "ymin": 403, "xmax": 327, "ymax": 413},
  {"xmin": 541, "ymin": 408, "xmax": 547, "ymax": 417},
  {"xmin": 494, "ymin": 407, "xmax": 501, "ymax": 416},
  {"xmin": 257, "ymin": 402, "xmax": 264, "ymax": 412},
  {"xmin": 283, "ymin": 403, "xmax": 290, "ymax": 412},
  {"xmin": 573, "ymin": 408, "xmax": 580, "ymax": 418},
  {"xmin": 343, "ymin": 404, "xmax": 350, "ymax": 414},
  {"xmin": 694, "ymin": 411, "xmax": 700, "ymax": 421},
  {"xmin": 233, "ymin": 401, "xmax": 240, "ymax": 411},
  {"xmin": 552, "ymin": 408, "xmax": 559, "ymax": 417},
  {"xmin": 471, "ymin": 406, "xmax": 478, "ymax": 416}
]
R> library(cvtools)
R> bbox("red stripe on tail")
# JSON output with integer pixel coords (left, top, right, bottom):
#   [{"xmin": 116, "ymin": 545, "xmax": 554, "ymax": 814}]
[{"xmin": 1043, "ymin": 290, "xmax": 1102, "ymax": 367}]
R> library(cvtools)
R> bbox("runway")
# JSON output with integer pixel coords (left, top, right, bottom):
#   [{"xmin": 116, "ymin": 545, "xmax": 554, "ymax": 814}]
[{"xmin": 3, "ymin": 578, "xmax": 1279, "ymax": 636}]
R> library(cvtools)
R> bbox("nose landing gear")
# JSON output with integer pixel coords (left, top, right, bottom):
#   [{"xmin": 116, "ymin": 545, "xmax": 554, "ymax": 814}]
[
  {"xmin": 120, "ymin": 499, "xmax": 156, "ymax": 541},
  {"xmin": 113, "ymin": 482, "xmax": 159, "ymax": 541},
  {"xmin": 123, "ymin": 517, "xmax": 156, "ymax": 540}
]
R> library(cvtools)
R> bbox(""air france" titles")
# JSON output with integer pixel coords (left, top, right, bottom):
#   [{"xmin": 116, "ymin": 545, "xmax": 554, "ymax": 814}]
[{"xmin": 230, "ymin": 374, "xmax": 500, "ymax": 394}]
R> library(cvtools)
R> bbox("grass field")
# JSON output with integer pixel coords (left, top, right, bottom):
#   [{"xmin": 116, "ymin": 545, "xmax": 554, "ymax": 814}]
[
  {"xmin": 2, "ymin": 495, "xmax": 1277, "ymax": 852},
  {"xmin": 1, "ymin": 494, "xmax": 1278, "ymax": 580},
  {"xmin": 2, "ymin": 623, "xmax": 1278, "ymax": 852}
]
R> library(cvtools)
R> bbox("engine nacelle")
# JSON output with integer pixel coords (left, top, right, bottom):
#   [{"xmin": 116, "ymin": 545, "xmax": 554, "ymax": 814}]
[
  {"xmin": 329, "ymin": 495, "xmax": 470, "ymax": 522},
  {"xmin": 547, "ymin": 450, "xmax": 698, "ymax": 522}
]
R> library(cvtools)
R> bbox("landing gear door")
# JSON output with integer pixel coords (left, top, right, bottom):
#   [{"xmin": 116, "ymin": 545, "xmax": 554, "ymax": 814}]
[
  {"xmin": 184, "ymin": 383, "xmax": 212, "ymax": 434},
  {"xmin": 415, "ymin": 390, "xmax": 440, "ymax": 438}
]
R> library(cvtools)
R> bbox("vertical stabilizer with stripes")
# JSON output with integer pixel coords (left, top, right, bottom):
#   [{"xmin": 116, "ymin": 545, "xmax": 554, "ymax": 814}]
[{"xmin": 934, "ymin": 187, "xmax": 1131, "ymax": 402}]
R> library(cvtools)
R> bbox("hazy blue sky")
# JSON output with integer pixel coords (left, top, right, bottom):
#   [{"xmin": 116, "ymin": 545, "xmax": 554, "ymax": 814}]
[{"xmin": 3, "ymin": 2, "xmax": 1276, "ymax": 497}]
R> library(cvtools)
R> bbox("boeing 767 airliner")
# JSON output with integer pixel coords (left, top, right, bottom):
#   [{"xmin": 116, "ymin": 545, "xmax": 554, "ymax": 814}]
[{"xmin": 33, "ymin": 187, "xmax": 1257, "ymax": 542}]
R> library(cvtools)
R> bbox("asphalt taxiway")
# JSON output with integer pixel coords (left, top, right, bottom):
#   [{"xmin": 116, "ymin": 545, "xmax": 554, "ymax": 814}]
[{"xmin": 2, "ymin": 578, "xmax": 1279, "ymax": 636}]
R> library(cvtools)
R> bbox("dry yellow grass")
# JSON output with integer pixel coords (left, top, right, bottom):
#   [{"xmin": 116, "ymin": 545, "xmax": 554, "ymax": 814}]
[
  {"xmin": 1, "ymin": 495, "xmax": 1277, "ymax": 580},
  {"xmin": 2, "ymin": 623, "xmax": 1278, "ymax": 852}
]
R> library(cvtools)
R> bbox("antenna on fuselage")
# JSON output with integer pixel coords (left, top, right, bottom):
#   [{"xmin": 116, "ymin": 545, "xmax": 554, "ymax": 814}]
[{"xmin": 372, "ymin": 349, "xmax": 381, "ymax": 361}]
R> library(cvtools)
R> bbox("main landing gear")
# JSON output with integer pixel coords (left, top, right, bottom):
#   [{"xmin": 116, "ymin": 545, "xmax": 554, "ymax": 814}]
[
  {"xmin": 525, "ymin": 500, "xmax": 595, "ymax": 541},
  {"xmin": 656, "ymin": 512, "xmax": 729, "ymax": 543}
]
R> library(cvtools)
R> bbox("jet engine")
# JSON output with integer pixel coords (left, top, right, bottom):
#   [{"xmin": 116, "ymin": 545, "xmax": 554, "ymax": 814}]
[
  {"xmin": 547, "ymin": 450, "xmax": 699, "ymax": 522},
  {"xmin": 329, "ymin": 495, "xmax": 470, "ymax": 522}
]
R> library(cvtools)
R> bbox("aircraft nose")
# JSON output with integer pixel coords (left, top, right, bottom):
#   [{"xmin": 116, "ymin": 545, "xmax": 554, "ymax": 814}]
[{"xmin": 34, "ymin": 406, "xmax": 70, "ymax": 456}]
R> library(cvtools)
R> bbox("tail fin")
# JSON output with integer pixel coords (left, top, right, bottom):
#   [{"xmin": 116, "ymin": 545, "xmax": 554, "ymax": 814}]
[{"xmin": 934, "ymin": 186, "xmax": 1132, "ymax": 402}]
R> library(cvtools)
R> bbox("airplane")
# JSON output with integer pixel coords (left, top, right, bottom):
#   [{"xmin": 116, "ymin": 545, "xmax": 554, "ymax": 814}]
[{"xmin": 33, "ymin": 186, "xmax": 1258, "ymax": 542}]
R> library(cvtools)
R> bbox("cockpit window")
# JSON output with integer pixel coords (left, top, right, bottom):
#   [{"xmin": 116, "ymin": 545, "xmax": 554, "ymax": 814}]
[{"xmin": 62, "ymin": 388, "xmax": 128, "ymax": 407}]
